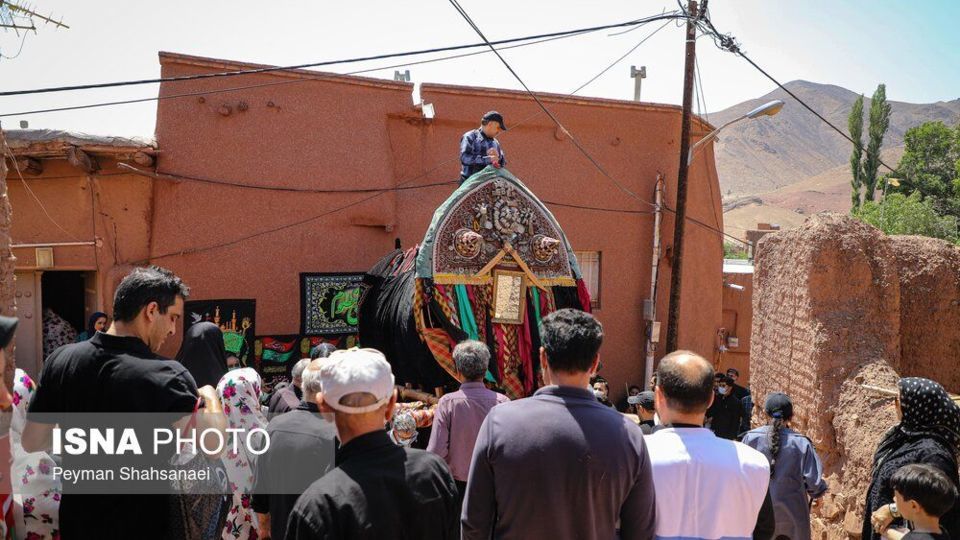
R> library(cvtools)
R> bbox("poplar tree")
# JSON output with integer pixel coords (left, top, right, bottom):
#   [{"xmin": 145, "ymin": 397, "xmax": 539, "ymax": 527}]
[
  {"xmin": 864, "ymin": 84, "xmax": 892, "ymax": 202},
  {"xmin": 848, "ymin": 95, "xmax": 865, "ymax": 209}
]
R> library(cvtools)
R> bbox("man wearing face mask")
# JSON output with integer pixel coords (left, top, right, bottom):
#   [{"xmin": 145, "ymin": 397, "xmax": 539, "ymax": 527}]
[
  {"xmin": 592, "ymin": 377, "xmax": 615, "ymax": 408},
  {"xmin": 706, "ymin": 375, "xmax": 747, "ymax": 440}
]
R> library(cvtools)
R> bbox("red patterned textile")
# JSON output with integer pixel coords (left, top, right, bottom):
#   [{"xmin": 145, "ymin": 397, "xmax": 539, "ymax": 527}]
[
  {"xmin": 519, "ymin": 307, "xmax": 535, "ymax": 396},
  {"xmin": 493, "ymin": 324, "xmax": 524, "ymax": 399},
  {"xmin": 576, "ymin": 279, "xmax": 592, "ymax": 313},
  {"xmin": 421, "ymin": 327, "xmax": 460, "ymax": 381}
]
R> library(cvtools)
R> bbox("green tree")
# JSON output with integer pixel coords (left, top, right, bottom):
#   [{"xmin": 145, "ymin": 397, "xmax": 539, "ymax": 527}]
[
  {"xmin": 723, "ymin": 241, "xmax": 750, "ymax": 260},
  {"xmin": 854, "ymin": 192, "xmax": 958, "ymax": 241},
  {"xmin": 848, "ymin": 94, "xmax": 865, "ymax": 209},
  {"xmin": 890, "ymin": 121, "xmax": 960, "ymax": 216},
  {"xmin": 863, "ymin": 84, "xmax": 892, "ymax": 202}
]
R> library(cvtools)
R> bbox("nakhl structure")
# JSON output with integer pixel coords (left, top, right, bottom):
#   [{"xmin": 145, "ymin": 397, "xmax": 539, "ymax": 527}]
[{"xmin": 360, "ymin": 167, "xmax": 590, "ymax": 399}]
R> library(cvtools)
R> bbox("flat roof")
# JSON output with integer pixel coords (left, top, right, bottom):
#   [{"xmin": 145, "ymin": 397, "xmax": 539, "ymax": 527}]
[
  {"xmin": 5, "ymin": 129, "xmax": 155, "ymax": 158},
  {"xmin": 723, "ymin": 260, "xmax": 754, "ymax": 274},
  {"xmin": 158, "ymin": 51, "xmax": 716, "ymax": 133}
]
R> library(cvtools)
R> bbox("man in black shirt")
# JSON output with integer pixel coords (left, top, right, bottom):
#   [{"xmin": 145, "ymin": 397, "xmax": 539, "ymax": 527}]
[
  {"xmin": 23, "ymin": 266, "xmax": 223, "ymax": 540},
  {"xmin": 726, "ymin": 368, "xmax": 751, "ymax": 400},
  {"xmin": 254, "ymin": 358, "xmax": 337, "ymax": 539},
  {"xmin": 706, "ymin": 375, "xmax": 746, "ymax": 440},
  {"xmin": 631, "ymin": 391, "xmax": 657, "ymax": 435},
  {"xmin": 269, "ymin": 358, "xmax": 309, "ymax": 415},
  {"xmin": 725, "ymin": 368, "xmax": 753, "ymax": 433},
  {"xmin": 285, "ymin": 348, "xmax": 459, "ymax": 540}
]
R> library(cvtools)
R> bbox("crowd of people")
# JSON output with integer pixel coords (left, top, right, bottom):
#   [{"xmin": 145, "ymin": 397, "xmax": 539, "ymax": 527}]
[{"xmin": 0, "ymin": 264, "xmax": 957, "ymax": 540}]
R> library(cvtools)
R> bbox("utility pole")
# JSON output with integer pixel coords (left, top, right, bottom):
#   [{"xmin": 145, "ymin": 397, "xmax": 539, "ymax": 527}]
[
  {"xmin": 665, "ymin": 0, "xmax": 698, "ymax": 353},
  {"xmin": 630, "ymin": 65, "xmax": 646, "ymax": 101}
]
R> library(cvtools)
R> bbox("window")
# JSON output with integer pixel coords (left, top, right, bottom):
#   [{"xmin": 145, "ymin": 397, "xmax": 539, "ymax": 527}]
[{"xmin": 574, "ymin": 251, "xmax": 601, "ymax": 309}]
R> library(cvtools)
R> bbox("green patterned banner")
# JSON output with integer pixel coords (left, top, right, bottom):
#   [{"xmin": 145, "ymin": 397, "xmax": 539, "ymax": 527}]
[{"xmin": 300, "ymin": 273, "xmax": 365, "ymax": 336}]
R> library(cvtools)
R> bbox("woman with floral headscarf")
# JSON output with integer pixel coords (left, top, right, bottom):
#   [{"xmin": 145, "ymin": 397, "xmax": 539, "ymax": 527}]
[
  {"xmin": 10, "ymin": 368, "xmax": 61, "ymax": 540},
  {"xmin": 217, "ymin": 368, "xmax": 268, "ymax": 540},
  {"xmin": 866, "ymin": 377, "xmax": 960, "ymax": 540}
]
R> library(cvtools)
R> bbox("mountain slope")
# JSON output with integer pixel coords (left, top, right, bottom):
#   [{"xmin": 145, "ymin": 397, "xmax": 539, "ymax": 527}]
[{"xmin": 712, "ymin": 80, "xmax": 960, "ymax": 199}]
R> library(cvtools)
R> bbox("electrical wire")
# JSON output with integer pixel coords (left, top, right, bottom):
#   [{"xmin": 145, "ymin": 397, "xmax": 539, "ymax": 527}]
[
  {"xmin": 571, "ymin": 19, "xmax": 672, "ymax": 94},
  {"xmin": 122, "ymin": 14, "xmax": 685, "ymax": 264},
  {"xmin": 542, "ymin": 200, "xmax": 653, "ymax": 214},
  {"xmin": 694, "ymin": 14, "xmax": 896, "ymax": 173},
  {"xmin": 0, "ymin": 29, "xmax": 28, "ymax": 60},
  {"xmin": 695, "ymin": 55, "xmax": 709, "ymax": 124},
  {"xmin": 120, "ymin": 164, "xmax": 458, "ymax": 194},
  {"xmin": 445, "ymin": 0, "xmax": 657, "ymax": 210},
  {"xmin": 1, "ymin": 138, "xmax": 81, "ymax": 240},
  {"xmin": 663, "ymin": 204, "xmax": 748, "ymax": 246},
  {"xmin": 0, "ymin": 13, "xmax": 688, "ymax": 97},
  {"xmin": 0, "ymin": 24, "xmax": 607, "ymax": 118}
]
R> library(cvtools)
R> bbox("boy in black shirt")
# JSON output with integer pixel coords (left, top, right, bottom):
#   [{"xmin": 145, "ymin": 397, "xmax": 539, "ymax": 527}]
[{"xmin": 882, "ymin": 463, "xmax": 958, "ymax": 540}]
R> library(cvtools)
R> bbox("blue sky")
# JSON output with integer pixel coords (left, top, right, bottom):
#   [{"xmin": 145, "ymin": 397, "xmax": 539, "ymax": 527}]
[{"xmin": 0, "ymin": 0, "xmax": 957, "ymax": 136}]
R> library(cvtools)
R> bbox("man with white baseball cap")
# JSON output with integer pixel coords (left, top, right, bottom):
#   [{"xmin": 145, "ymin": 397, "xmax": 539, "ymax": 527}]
[{"xmin": 285, "ymin": 348, "xmax": 459, "ymax": 540}]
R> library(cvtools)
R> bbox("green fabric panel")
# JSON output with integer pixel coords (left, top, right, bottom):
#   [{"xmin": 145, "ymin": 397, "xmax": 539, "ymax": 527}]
[
  {"xmin": 531, "ymin": 287, "xmax": 543, "ymax": 328},
  {"xmin": 454, "ymin": 285, "xmax": 479, "ymax": 341}
]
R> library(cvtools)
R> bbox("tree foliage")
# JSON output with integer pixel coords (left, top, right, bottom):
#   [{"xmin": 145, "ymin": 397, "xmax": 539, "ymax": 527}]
[
  {"xmin": 847, "ymin": 85, "xmax": 892, "ymax": 207},
  {"xmin": 854, "ymin": 192, "xmax": 958, "ymax": 241},
  {"xmin": 848, "ymin": 95, "xmax": 865, "ymax": 209},
  {"xmin": 864, "ymin": 84, "xmax": 892, "ymax": 202},
  {"xmin": 889, "ymin": 121, "xmax": 960, "ymax": 217},
  {"xmin": 723, "ymin": 242, "xmax": 750, "ymax": 260}
]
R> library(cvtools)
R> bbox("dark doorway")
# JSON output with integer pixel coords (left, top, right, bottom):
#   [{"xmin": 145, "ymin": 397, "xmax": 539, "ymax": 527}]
[{"xmin": 41, "ymin": 271, "xmax": 86, "ymax": 335}]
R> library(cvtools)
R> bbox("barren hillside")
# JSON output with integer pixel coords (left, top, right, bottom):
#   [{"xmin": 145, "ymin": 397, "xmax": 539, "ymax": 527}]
[{"xmin": 713, "ymin": 81, "xmax": 959, "ymax": 239}]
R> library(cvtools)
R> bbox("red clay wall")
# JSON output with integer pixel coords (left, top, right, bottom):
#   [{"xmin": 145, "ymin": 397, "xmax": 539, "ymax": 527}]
[
  {"xmin": 151, "ymin": 53, "xmax": 724, "ymax": 399},
  {"xmin": 8, "ymin": 158, "xmax": 153, "ymax": 304},
  {"xmin": 720, "ymin": 269, "xmax": 752, "ymax": 383},
  {"xmin": 9, "ymin": 52, "xmax": 727, "ymax": 404}
]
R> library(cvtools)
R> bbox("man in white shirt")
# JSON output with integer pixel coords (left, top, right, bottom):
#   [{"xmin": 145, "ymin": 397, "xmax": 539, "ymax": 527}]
[{"xmin": 646, "ymin": 350, "xmax": 775, "ymax": 540}]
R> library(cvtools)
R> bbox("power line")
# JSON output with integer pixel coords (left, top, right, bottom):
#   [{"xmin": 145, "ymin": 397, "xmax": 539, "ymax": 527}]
[
  {"xmin": 0, "ymin": 14, "xmax": 688, "ymax": 98},
  {"xmin": 1, "ymin": 136, "xmax": 81, "ymax": 240},
  {"xmin": 118, "ymin": 164, "xmax": 457, "ymax": 193},
  {"xmin": 662, "ymin": 204, "xmax": 748, "ymax": 246},
  {"xmin": 695, "ymin": 15, "xmax": 897, "ymax": 174},
  {"xmin": 570, "ymin": 19, "xmax": 672, "ymax": 94},
  {"xmin": 0, "ymin": 25, "xmax": 606, "ymax": 119},
  {"xmin": 123, "ymin": 12, "xmax": 705, "ymax": 263},
  {"xmin": 445, "ymin": 0, "xmax": 658, "ymax": 210},
  {"xmin": 543, "ymin": 200, "xmax": 653, "ymax": 214}
]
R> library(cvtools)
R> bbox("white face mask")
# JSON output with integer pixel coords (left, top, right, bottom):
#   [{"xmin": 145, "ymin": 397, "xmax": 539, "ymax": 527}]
[
  {"xmin": 718, "ymin": 387, "xmax": 729, "ymax": 396},
  {"xmin": 389, "ymin": 429, "xmax": 417, "ymax": 447}
]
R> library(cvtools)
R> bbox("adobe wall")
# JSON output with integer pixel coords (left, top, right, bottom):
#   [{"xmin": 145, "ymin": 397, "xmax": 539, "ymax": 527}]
[
  {"xmin": 889, "ymin": 236, "xmax": 960, "ymax": 394},
  {"xmin": 751, "ymin": 213, "xmax": 903, "ymax": 539},
  {"xmin": 720, "ymin": 269, "xmax": 752, "ymax": 383},
  {"xmin": 152, "ymin": 53, "xmax": 726, "ymax": 397},
  {"xmin": 7, "ymin": 158, "xmax": 154, "ymax": 307}
]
